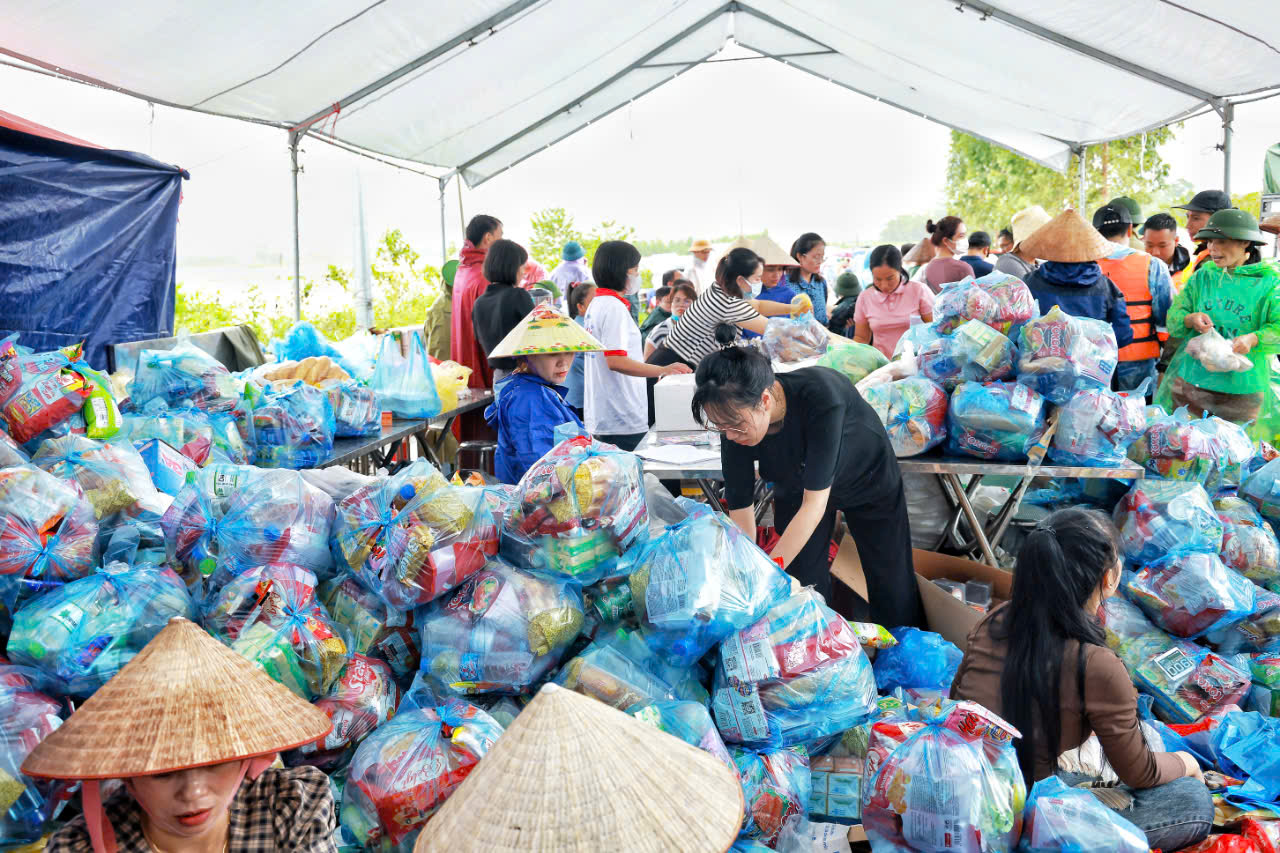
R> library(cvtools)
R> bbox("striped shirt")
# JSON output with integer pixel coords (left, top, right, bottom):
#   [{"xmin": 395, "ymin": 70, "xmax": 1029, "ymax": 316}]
[{"xmin": 663, "ymin": 284, "xmax": 759, "ymax": 365}]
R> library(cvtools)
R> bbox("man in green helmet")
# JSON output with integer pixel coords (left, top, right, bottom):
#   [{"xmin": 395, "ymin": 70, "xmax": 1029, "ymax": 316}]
[
  {"xmin": 425, "ymin": 258, "xmax": 459, "ymax": 362},
  {"xmin": 1171, "ymin": 190, "xmax": 1234, "ymax": 289},
  {"xmin": 1109, "ymin": 196, "xmax": 1145, "ymax": 250}
]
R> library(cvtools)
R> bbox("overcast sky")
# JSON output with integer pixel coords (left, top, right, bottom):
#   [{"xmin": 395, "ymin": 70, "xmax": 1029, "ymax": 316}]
[{"xmin": 3, "ymin": 43, "xmax": 1279, "ymax": 282}]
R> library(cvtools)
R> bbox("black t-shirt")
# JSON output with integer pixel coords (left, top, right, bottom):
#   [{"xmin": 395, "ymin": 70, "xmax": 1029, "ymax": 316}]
[
  {"xmin": 473, "ymin": 283, "xmax": 535, "ymax": 370},
  {"xmin": 721, "ymin": 366, "xmax": 901, "ymax": 511}
]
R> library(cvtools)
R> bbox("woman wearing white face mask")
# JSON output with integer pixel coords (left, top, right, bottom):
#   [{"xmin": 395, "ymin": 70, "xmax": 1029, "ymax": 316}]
[
  {"xmin": 583, "ymin": 240, "xmax": 691, "ymax": 451},
  {"xmin": 922, "ymin": 215, "xmax": 974, "ymax": 294}
]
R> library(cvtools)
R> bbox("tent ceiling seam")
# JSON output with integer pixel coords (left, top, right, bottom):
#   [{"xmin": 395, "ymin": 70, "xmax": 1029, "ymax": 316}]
[{"xmin": 1154, "ymin": 0, "xmax": 1280, "ymax": 56}]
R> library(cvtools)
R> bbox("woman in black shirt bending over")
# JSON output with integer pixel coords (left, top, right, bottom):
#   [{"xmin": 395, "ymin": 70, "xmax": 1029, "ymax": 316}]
[{"xmin": 692, "ymin": 326, "xmax": 923, "ymax": 628}]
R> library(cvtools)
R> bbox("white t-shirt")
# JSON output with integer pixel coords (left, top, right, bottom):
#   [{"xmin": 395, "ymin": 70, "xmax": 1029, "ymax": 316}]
[
  {"xmin": 684, "ymin": 259, "xmax": 713, "ymax": 295},
  {"xmin": 583, "ymin": 292, "xmax": 648, "ymax": 435}
]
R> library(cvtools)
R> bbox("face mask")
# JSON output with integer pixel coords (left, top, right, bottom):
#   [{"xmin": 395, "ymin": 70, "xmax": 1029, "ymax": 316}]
[
  {"xmin": 952, "ymin": 238, "xmax": 969, "ymax": 255},
  {"xmin": 742, "ymin": 277, "xmax": 763, "ymax": 297},
  {"xmin": 625, "ymin": 272, "xmax": 642, "ymax": 294}
]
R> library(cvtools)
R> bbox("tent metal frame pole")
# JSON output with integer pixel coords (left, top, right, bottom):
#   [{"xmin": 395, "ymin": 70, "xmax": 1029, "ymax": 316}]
[
  {"xmin": 1221, "ymin": 101, "xmax": 1235, "ymax": 197},
  {"xmin": 438, "ymin": 173, "xmax": 450, "ymax": 268},
  {"xmin": 1077, "ymin": 145, "xmax": 1087, "ymax": 212},
  {"xmin": 289, "ymin": 130, "xmax": 302, "ymax": 321}
]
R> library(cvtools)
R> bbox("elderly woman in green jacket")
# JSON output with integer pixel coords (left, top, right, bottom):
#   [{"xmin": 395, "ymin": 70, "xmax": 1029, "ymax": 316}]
[{"xmin": 1156, "ymin": 209, "xmax": 1280, "ymax": 440}]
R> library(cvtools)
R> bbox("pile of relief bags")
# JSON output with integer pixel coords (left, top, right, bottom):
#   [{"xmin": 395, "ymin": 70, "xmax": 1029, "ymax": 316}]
[{"xmin": 6, "ymin": 318, "xmax": 1280, "ymax": 852}]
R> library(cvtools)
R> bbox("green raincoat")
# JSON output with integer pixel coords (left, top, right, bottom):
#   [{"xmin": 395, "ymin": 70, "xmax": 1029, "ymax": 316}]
[{"xmin": 1156, "ymin": 259, "xmax": 1280, "ymax": 441}]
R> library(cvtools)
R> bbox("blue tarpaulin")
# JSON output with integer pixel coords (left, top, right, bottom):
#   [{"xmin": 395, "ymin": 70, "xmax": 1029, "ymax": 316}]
[{"xmin": 0, "ymin": 110, "xmax": 188, "ymax": 369}]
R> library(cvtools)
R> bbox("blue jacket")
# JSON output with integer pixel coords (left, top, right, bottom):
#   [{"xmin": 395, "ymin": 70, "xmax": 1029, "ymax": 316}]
[
  {"xmin": 563, "ymin": 317, "xmax": 587, "ymax": 409},
  {"xmin": 485, "ymin": 371, "xmax": 585, "ymax": 484},
  {"xmin": 1025, "ymin": 262, "xmax": 1134, "ymax": 350}
]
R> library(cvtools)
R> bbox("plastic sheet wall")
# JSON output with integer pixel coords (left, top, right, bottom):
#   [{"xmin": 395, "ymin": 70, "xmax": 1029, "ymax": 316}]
[{"xmin": 0, "ymin": 124, "xmax": 187, "ymax": 369}]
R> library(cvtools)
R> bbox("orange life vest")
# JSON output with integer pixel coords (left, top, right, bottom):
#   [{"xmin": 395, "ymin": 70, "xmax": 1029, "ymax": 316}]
[
  {"xmin": 1173, "ymin": 248, "xmax": 1210, "ymax": 291},
  {"xmin": 1098, "ymin": 250, "xmax": 1161, "ymax": 361}
]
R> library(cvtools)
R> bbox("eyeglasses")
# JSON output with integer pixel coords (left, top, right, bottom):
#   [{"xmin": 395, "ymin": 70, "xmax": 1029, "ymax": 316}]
[{"xmin": 707, "ymin": 421, "xmax": 750, "ymax": 437}]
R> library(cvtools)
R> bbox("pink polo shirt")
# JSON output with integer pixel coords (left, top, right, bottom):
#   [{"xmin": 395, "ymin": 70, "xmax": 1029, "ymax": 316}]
[{"xmin": 854, "ymin": 277, "xmax": 935, "ymax": 357}]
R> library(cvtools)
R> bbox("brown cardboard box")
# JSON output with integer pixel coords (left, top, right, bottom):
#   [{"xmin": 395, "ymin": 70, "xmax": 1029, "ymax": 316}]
[{"xmin": 829, "ymin": 539, "xmax": 1012, "ymax": 650}]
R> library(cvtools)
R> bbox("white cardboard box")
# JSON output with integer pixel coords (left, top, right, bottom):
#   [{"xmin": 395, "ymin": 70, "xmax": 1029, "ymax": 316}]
[{"xmin": 653, "ymin": 373, "xmax": 700, "ymax": 432}]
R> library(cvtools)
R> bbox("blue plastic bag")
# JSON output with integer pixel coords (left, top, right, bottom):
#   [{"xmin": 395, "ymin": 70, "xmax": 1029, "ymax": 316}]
[
  {"xmin": 0, "ymin": 665, "xmax": 71, "ymax": 846},
  {"xmin": 1016, "ymin": 306, "xmax": 1117, "ymax": 405},
  {"xmin": 1125, "ymin": 549, "xmax": 1256, "ymax": 639},
  {"xmin": 7, "ymin": 564, "xmax": 194, "ymax": 697},
  {"xmin": 369, "ymin": 331, "xmax": 441, "ymax": 419},
  {"xmin": 1241, "ymin": 457, "xmax": 1280, "ymax": 523},
  {"xmin": 919, "ymin": 319, "xmax": 1016, "ymax": 391},
  {"xmin": 1129, "ymin": 408, "xmax": 1254, "ymax": 492},
  {"xmin": 732, "ymin": 746, "xmax": 812, "ymax": 848},
  {"xmin": 555, "ymin": 636, "xmax": 679, "ymax": 710},
  {"xmin": 318, "ymin": 573, "xmax": 421, "ymax": 686},
  {"xmin": 243, "ymin": 380, "xmax": 336, "ymax": 469},
  {"xmin": 1214, "ymin": 712, "xmax": 1280, "ymax": 813},
  {"xmin": 1112, "ymin": 480, "xmax": 1223, "ymax": 565},
  {"xmin": 321, "ymin": 378, "xmax": 382, "ymax": 438},
  {"xmin": 872, "ymin": 626, "xmax": 963, "ymax": 692},
  {"xmin": 862, "ymin": 376, "xmax": 949, "ymax": 457},
  {"xmin": 0, "ymin": 465, "xmax": 98, "ymax": 611},
  {"xmin": 272, "ymin": 322, "xmax": 367, "ymax": 380},
  {"xmin": 420, "ymin": 558, "xmax": 584, "ymax": 696},
  {"xmin": 1215, "ymin": 495, "xmax": 1280, "ymax": 591},
  {"xmin": 628, "ymin": 699, "xmax": 739, "ymax": 782},
  {"xmin": 1017, "ymin": 775, "xmax": 1146, "ymax": 852},
  {"xmin": 947, "ymin": 381, "xmax": 1048, "ymax": 462},
  {"xmin": 625, "ymin": 511, "xmax": 792, "ymax": 667},
  {"xmin": 128, "ymin": 341, "xmax": 240, "ymax": 413},
  {"xmin": 1049, "ymin": 386, "xmax": 1147, "ymax": 467},
  {"xmin": 332, "ymin": 459, "xmax": 499, "ymax": 611}
]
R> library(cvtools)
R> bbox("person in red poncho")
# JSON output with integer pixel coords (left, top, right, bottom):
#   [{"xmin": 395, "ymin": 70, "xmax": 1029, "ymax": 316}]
[{"xmin": 451, "ymin": 214, "xmax": 504, "ymax": 389}]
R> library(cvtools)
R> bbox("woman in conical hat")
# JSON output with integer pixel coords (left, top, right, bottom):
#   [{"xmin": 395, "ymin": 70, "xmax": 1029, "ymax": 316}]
[
  {"xmin": 25, "ymin": 617, "xmax": 335, "ymax": 853},
  {"xmin": 483, "ymin": 303, "xmax": 605, "ymax": 485}
]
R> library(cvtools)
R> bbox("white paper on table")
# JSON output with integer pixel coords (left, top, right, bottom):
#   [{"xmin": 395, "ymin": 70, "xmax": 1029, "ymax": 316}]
[{"xmin": 634, "ymin": 444, "xmax": 721, "ymax": 465}]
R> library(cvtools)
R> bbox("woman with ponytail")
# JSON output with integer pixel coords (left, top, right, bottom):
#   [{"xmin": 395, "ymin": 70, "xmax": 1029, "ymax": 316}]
[
  {"xmin": 950, "ymin": 507, "xmax": 1212, "ymax": 852},
  {"xmin": 690, "ymin": 326, "xmax": 922, "ymax": 627}
]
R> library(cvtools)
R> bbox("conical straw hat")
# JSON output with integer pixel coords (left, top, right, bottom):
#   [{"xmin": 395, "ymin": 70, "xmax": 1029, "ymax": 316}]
[
  {"xmin": 1010, "ymin": 204, "xmax": 1052, "ymax": 249},
  {"xmin": 488, "ymin": 303, "xmax": 604, "ymax": 359},
  {"xmin": 23, "ymin": 617, "xmax": 332, "ymax": 780},
  {"xmin": 414, "ymin": 683, "xmax": 743, "ymax": 853},
  {"xmin": 1017, "ymin": 208, "xmax": 1112, "ymax": 263},
  {"xmin": 728, "ymin": 235, "xmax": 795, "ymax": 267}
]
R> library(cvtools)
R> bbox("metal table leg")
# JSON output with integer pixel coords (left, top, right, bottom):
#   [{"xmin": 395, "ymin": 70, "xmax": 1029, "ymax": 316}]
[{"xmin": 942, "ymin": 473, "xmax": 999, "ymax": 566}]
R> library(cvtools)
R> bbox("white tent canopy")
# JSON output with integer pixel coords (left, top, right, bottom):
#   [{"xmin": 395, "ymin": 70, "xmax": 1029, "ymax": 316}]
[{"xmin": 5, "ymin": 0, "xmax": 1280, "ymax": 187}]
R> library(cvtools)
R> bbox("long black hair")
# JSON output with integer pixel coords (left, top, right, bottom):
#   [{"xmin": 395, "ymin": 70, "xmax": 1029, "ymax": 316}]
[
  {"xmin": 482, "ymin": 239, "xmax": 527, "ymax": 286},
  {"xmin": 592, "ymin": 240, "xmax": 641, "ymax": 291},
  {"xmin": 786, "ymin": 232, "xmax": 826, "ymax": 284},
  {"xmin": 691, "ymin": 324, "xmax": 775, "ymax": 428},
  {"xmin": 993, "ymin": 507, "xmax": 1119, "ymax": 784},
  {"xmin": 568, "ymin": 282, "xmax": 597, "ymax": 319},
  {"xmin": 869, "ymin": 244, "xmax": 907, "ymax": 280},
  {"xmin": 715, "ymin": 248, "xmax": 763, "ymax": 299}
]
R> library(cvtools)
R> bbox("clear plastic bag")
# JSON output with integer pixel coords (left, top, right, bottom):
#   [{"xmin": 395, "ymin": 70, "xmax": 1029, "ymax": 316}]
[
  {"xmin": 947, "ymin": 381, "xmax": 1048, "ymax": 462},
  {"xmin": 763, "ymin": 295, "xmax": 831, "ymax": 363},
  {"xmin": 0, "ymin": 343, "xmax": 105, "ymax": 444},
  {"xmin": 243, "ymin": 380, "xmax": 336, "ymax": 469},
  {"xmin": 203, "ymin": 563, "xmax": 351, "ymax": 700},
  {"xmin": 1113, "ymin": 480, "xmax": 1223, "ymax": 565},
  {"xmin": 341, "ymin": 700, "xmax": 502, "ymax": 851},
  {"xmin": 318, "ymin": 574, "xmax": 421, "ymax": 685},
  {"xmin": 1130, "ymin": 408, "xmax": 1255, "ymax": 491},
  {"xmin": 1206, "ymin": 588, "xmax": 1280, "ymax": 653},
  {"xmin": 320, "ymin": 378, "xmax": 382, "ymax": 438},
  {"xmin": 31, "ymin": 434, "xmax": 170, "ymax": 520},
  {"xmin": 862, "ymin": 376, "xmax": 949, "ymax": 458},
  {"xmin": 0, "ymin": 465, "xmax": 98, "ymax": 610},
  {"xmin": 369, "ymin": 331, "xmax": 441, "ymax": 419},
  {"xmin": 1215, "ymin": 496, "xmax": 1280, "ymax": 590},
  {"xmin": 625, "ymin": 510, "xmax": 792, "ymax": 667},
  {"xmin": 502, "ymin": 434, "xmax": 649, "ymax": 584},
  {"xmin": 732, "ymin": 746, "xmax": 812, "ymax": 848},
  {"xmin": 128, "ymin": 341, "xmax": 240, "ymax": 413},
  {"xmin": 1125, "ymin": 549, "xmax": 1256, "ymax": 639},
  {"xmin": 0, "ymin": 427, "xmax": 29, "ymax": 466},
  {"xmin": 1049, "ymin": 387, "xmax": 1147, "ymax": 467},
  {"xmin": 1018, "ymin": 775, "xmax": 1147, "ymax": 852},
  {"xmin": 628, "ymin": 699, "xmax": 738, "ymax": 780},
  {"xmin": 1016, "ymin": 306, "xmax": 1118, "ymax": 405},
  {"xmin": 8, "ymin": 564, "xmax": 194, "ymax": 697},
  {"xmin": 933, "ymin": 275, "xmax": 997, "ymax": 335},
  {"xmin": 133, "ymin": 437, "xmax": 198, "ymax": 497},
  {"xmin": 1186, "ymin": 328, "xmax": 1254, "ymax": 373},
  {"xmin": 1241, "ymin": 457, "xmax": 1280, "ymax": 524},
  {"xmin": 419, "ymin": 558, "xmax": 584, "ymax": 695},
  {"xmin": 555, "ymin": 636, "xmax": 679, "ymax": 710},
  {"xmin": 332, "ymin": 459, "xmax": 499, "ymax": 611},
  {"xmin": 871, "ymin": 627, "xmax": 963, "ymax": 692},
  {"xmin": 920, "ymin": 320, "xmax": 1016, "ymax": 390},
  {"xmin": 816, "ymin": 343, "xmax": 888, "ymax": 386},
  {"xmin": 0, "ymin": 665, "xmax": 70, "ymax": 846},
  {"xmin": 288, "ymin": 654, "xmax": 400, "ymax": 772},
  {"xmin": 975, "ymin": 271, "xmax": 1037, "ymax": 337}
]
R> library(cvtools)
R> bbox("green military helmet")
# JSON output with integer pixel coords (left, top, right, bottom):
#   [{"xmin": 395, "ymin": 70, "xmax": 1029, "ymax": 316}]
[
  {"xmin": 1193, "ymin": 208, "xmax": 1267, "ymax": 245},
  {"xmin": 835, "ymin": 271, "xmax": 861, "ymax": 297},
  {"xmin": 441, "ymin": 259, "xmax": 460, "ymax": 288},
  {"xmin": 1109, "ymin": 196, "xmax": 1142, "ymax": 222}
]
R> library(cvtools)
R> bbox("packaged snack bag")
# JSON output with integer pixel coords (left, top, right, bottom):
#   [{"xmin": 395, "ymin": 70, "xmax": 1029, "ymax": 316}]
[
  {"xmin": 732, "ymin": 746, "xmax": 812, "ymax": 848},
  {"xmin": 1113, "ymin": 480, "xmax": 1222, "ymax": 565},
  {"xmin": 420, "ymin": 559, "xmax": 584, "ymax": 695},
  {"xmin": 947, "ymin": 381, "xmax": 1048, "ymax": 462},
  {"xmin": 863, "ymin": 376, "xmax": 949, "ymax": 457},
  {"xmin": 0, "ymin": 465, "xmax": 98, "ymax": 610},
  {"xmin": 816, "ymin": 343, "xmax": 888, "ymax": 386},
  {"xmin": 111, "ymin": 400, "xmax": 216, "ymax": 466},
  {"xmin": 626, "ymin": 511, "xmax": 792, "ymax": 667},
  {"xmin": 0, "ymin": 343, "xmax": 105, "ymax": 444},
  {"xmin": 31, "ymin": 434, "xmax": 171, "ymax": 520},
  {"xmin": 332, "ymin": 459, "xmax": 498, "ymax": 611},
  {"xmin": 133, "ymin": 437, "xmax": 198, "ymax": 497},
  {"xmin": 555, "ymin": 638, "xmax": 678, "ymax": 711},
  {"xmin": 0, "ymin": 665, "xmax": 70, "ymax": 846},
  {"xmin": 7, "ymin": 564, "xmax": 194, "ymax": 697},
  {"xmin": 933, "ymin": 276, "xmax": 998, "ymax": 335},
  {"xmin": 1130, "ymin": 409, "xmax": 1254, "ymax": 492},
  {"xmin": 204, "ymin": 563, "xmax": 350, "ymax": 701},
  {"xmin": 318, "ymin": 574, "xmax": 420, "ymax": 685},
  {"xmin": 1017, "ymin": 775, "xmax": 1146, "ymax": 852},
  {"xmin": 763, "ymin": 293, "xmax": 831, "ymax": 363},
  {"xmin": 320, "ymin": 378, "xmax": 382, "ymax": 438},
  {"xmin": 1016, "ymin": 307, "xmax": 1117, "ymax": 405},
  {"xmin": 920, "ymin": 320, "xmax": 1016, "ymax": 390},
  {"xmin": 872, "ymin": 627, "xmax": 963, "ymax": 693},
  {"xmin": 502, "ymin": 435, "xmax": 648, "ymax": 584},
  {"xmin": 1215, "ymin": 496, "xmax": 1280, "ymax": 591},
  {"xmin": 128, "ymin": 341, "xmax": 240, "ymax": 413},
  {"xmin": 1125, "ymin": 550, "xmax": 1256, "ymax": 639},
  {"xmin": 242, "ymin": 380, "xmax": 336, "ymax": 469},
  {"xmin": 1205, "ymin": 589, "xmax": 1280, "ymax": 654},
  {"xmin": 1049, "ymin": 386, "xmax": 1146, "ymax": 467},
  {"xmin": 975, "ymin": 272, "xmax": 1036, "ymax": 337},
  {"xmin": 289, "ymin": 654, "xmax": 400, "ymax": 772},
  {"xmin": 341, "ymin": 700, "xmax": 501, "ymax": 850}
]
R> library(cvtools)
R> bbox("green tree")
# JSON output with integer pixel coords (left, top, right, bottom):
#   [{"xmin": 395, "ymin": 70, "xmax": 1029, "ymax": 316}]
[
  {"xmin": 944, "ymin": 128, "xmax": 1176, "ymax": 231},
  {"xmin": 880, "ymin": 212, "xmax": 943, "ymax": 244},
  {"xmin": 528, "ymin": 208, "xmax": 639, "ymax": 270}
]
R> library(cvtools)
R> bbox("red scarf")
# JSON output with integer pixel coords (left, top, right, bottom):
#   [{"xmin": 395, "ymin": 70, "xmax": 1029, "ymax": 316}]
[{"xmin": 593, "ymin": 288, "xmax": 634, "ymax": 357}]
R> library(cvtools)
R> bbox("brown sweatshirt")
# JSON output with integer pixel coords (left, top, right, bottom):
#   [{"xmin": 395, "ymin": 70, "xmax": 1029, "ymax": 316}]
[{"xmin": 949, "ymin": 602, "xmax": 1184, "ymax": 788}]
